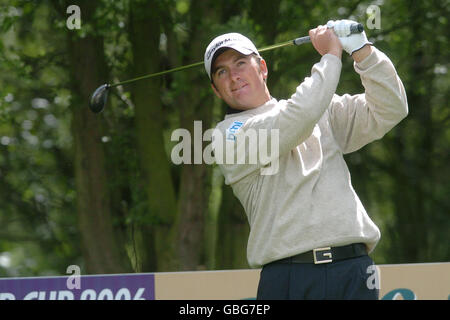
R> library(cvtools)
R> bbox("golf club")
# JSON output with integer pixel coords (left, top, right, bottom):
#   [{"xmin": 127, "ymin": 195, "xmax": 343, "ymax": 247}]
[{"xmin": 89, "ymin": 23, "xmax": 363, "ymax": 113}]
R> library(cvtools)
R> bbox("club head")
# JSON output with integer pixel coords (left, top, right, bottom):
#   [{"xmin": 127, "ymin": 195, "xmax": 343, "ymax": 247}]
[{"xmin": 89, "ymin": 84, "xmax": 110, "ymax": 113}]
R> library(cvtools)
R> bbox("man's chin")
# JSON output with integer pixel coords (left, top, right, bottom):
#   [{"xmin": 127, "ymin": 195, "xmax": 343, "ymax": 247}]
[{"xmin": 227, "ymin": 102, "xmax": 253, "ymax": 111}]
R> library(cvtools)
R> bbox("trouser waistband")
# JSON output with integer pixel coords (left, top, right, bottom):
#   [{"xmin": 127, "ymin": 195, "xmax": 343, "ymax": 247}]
[{"xmin": 269, "ymin": 243, "xmax": 367, "ymax": 265}]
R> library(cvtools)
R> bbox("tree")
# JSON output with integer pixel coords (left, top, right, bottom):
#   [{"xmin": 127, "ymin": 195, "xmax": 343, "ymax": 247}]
[{"xmin": 64, "ymin": 0, "xmax": 133, "ymax": 273}]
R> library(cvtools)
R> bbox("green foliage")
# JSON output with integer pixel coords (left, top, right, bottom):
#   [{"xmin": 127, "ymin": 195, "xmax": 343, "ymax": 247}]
[{"xmin": 0, "ymin": 0, "xmax": 448, "ymax": 276}]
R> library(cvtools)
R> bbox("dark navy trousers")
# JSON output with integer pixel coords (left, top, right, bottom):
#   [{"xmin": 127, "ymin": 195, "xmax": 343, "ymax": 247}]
[{"xmin": 257, "ymin": 255, "xmax": 379, "ymax": 300}]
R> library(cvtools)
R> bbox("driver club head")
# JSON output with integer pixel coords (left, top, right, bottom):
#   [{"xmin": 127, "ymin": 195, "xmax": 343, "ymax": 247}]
[{"xmin": 89, "ymin": 84, "xmax": 110, "ymax": 113}]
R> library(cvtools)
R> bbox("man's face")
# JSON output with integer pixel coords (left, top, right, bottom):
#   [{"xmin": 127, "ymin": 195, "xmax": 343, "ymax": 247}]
[{"xmin": 211, "ymin": 49, "xmax": 270, "ymax": 110}]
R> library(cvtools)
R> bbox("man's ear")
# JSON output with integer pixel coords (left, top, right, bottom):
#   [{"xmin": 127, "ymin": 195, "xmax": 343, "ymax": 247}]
[
  {"xmin": 259, "ymin": 58, "xmax": 269, "ymax": 81},
  {"xmin": 211, "ymin": 83, "xmax": 223, "ymax": 99}
]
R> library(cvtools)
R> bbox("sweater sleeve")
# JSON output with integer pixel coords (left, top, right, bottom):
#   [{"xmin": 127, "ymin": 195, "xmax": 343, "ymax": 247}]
[
  {"xmin": 214, "ymin": 54, "xmax": 342, "ymax": 184},
  {"xmin": 244, "ymin": 54, "xmax": 342, "ymax": 158},
  {"xmin": 328, "ymin": 47, "xmax": 408, "ymax": 154}
]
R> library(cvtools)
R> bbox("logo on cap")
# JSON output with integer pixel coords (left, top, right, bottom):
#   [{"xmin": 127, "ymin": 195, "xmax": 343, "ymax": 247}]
[{"xmin": 206, "ymin": 37, "xmax": 238, "ymax": 60}]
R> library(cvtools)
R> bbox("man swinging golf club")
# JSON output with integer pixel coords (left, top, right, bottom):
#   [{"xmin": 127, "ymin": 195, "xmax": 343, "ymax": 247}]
[{"xmin": 205, "ymin": 19, "xmax": 408, "ymax": 300}]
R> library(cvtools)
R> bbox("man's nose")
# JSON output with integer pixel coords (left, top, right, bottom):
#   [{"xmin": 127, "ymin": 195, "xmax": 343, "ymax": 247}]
[{"xmin": 229, "ymin": 67, "xmax": 241, "ymax": 81}]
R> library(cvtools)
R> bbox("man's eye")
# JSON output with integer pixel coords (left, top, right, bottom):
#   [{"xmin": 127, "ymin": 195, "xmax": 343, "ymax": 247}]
[
  {"xmin": 217, "ymin": 69, "xmax": 226, "ymax": 76},
  {"xmin": 237, "ymin": 61, "xmax": 245, "ymax": 66}
]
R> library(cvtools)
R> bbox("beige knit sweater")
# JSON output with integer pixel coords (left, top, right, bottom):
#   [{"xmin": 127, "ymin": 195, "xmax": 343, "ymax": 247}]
[{"xmin": 212, "ymin": 47, "xmax": 408, "ymax": 268}]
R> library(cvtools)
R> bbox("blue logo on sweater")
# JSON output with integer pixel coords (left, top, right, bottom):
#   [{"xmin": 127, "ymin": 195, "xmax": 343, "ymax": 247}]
[{"xmin": 226, "ymin": 121, "xmax": 244, "ymax": 141}]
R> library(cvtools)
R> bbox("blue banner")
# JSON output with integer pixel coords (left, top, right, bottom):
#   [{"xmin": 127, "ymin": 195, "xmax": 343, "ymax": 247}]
[{"xmin": 0, "ymin": 273, "xmax": 155, "ymax": 300}]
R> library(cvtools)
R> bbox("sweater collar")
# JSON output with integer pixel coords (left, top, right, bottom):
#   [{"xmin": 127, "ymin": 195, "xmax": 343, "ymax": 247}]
[{"xmin": 224, "ymin": 97, "xmax": 277, "ymax": 117}]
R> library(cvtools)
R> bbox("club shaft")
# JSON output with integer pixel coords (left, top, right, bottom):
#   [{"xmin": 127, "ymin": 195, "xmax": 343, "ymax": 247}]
[
  {"xmin": 109, "ymin": 61, "xmax": 204, "ymax": 87},
  {"xmin": 109, "ymin": 22, "xmax": 363, "ymax": 87},
  {"xmin": 109, "ymin": 37, "xmax": 309, "ymax": 87}
]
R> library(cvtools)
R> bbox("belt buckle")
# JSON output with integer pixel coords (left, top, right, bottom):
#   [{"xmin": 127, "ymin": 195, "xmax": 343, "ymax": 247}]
[{"xmin": 313, "ymin": 247, "xmax": 333, "ymax": 264}]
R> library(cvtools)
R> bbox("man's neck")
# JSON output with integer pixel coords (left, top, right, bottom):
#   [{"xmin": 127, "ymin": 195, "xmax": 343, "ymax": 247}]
[
  {"xmin": 225, "ymin": 96, "xmax": 273, "ymax": 115},
  {"xmin": 226, "ymin": 106, "xmax": 244, "ymax": 114}
]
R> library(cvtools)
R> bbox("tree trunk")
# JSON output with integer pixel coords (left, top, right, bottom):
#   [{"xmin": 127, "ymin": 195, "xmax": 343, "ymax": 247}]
[
  {"xmin": 216, "ymin": 184, "xmax": 250, "ymax": 269},
  {"xmin": 128, "ymin": 0, "xmax": 179, "ymax": 271},
  {"xmin": 249, "ymin": 0, "xmax": 281, "ymax": 89},
  {"xmin": 66, "ymin": 0, "xmax": 132, "ymax": 274},
  {"xmin": 172, "ymin": 0, "xmax": 219, "ymax": 271}
]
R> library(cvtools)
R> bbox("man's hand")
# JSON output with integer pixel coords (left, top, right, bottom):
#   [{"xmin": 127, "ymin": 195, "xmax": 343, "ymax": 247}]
[
  {"xmin": 309, "ymin": 25, "xmax": 343, "ymax": 59},
  {"xmin": 327, "ymin": 19, "xmax": 372, "ymax": 59}
]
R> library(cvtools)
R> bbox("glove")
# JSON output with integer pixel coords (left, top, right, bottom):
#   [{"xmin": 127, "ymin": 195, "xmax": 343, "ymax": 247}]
[{"xmin": 327, "ymin": 19, "xmax": 372, "ymax": 55}]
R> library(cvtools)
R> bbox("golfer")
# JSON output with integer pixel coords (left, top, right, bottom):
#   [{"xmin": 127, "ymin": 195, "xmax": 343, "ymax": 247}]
[{"xmin": 204, "ymin": 20, "xmax": 408, "ymax": 299}]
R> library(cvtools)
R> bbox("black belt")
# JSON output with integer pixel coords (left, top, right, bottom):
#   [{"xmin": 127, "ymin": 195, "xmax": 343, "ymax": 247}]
[{"xmin": 269, "ymin": 243, "xmax": 367, "ymax": 265}]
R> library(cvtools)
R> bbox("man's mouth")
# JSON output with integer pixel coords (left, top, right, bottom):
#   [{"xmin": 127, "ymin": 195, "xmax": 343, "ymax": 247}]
[{"xmin": 232, "ymin": 83, "xmax": 248, "ymax": 93}]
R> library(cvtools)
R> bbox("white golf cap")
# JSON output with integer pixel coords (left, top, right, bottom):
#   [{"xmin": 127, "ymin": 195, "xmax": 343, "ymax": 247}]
[{"xmin": 204, "ymin": 32, "xmax": 260, "ymax": 80}]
